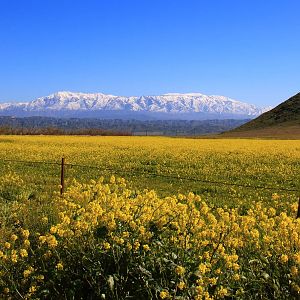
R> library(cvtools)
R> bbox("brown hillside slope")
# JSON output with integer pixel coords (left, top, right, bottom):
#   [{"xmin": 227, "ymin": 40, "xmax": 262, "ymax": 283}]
[{"xmin": 223, "ymin": 92, "xmax": 300, "ymax": 138}]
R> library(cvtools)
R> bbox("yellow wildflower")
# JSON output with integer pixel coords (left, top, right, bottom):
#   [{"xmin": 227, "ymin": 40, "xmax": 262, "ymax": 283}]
[
  {"xmin": 175, "ymin": 265, "xmax": 185, "ymax": 276},
  {"xmin": 215, "ymin": 268, "xmax": 222, "ymax": 275},
  {"xmin": 209, "ymin": 277, "xmax": 218, "ymax": 285},
  {"xmin": 46, "ymin": 235, "xmax": 58, "ymax": 248},
  {"xmin": 50, "ymin": 226, "xmax": 57, "ymax": 234},
  {"xmin": 56, "ymin": 262, "xmax": 64, "ymax": 271},
  {"xmin": 29, "ymin": 285, "xmax": 37, "ymax": 294},
  {"xmin": 36, "ymin": 274, "xmax": 45, "ymax": 281},
  {"xmin": 294, "ymin": 252, "xmax": 300, "ymax": 264},
  {"xmin": 24, "ymin": 239, "xmax": 30, "ymax": 248},
  {"xmin": 143, "ymin": 244, "xmax": 150, "ymax": 252},
  {"xmin": 23, "ymin": 267, "xmax": 34, "ymax": 278},
  {"xmin": 11, "ymin": 251, "xmax": 18, "ymax": 263},
  {"xmin": 177, "ymin": 281, "xmax": 185, "ymax": 290},
  {"xmin": 291, "ymin": 266, "xmax": 298, "ymax": 277},
  {"xmin": 217, "ymin": 286, "xmax": 228, "ymax": 298},
  {"xmin": 41, "ymin": 216, "xmax": 48, "ymax": 224},
  {"xmin": 122, "ymin": 231, "xmax": 130, "ymax": 238},
  {"xmin": 126, "ymin": 242, "xmax": 132, "ymax": 251},
  {"xmin": 280, "ymin": 254, "xmax": 289, "ymax": 263},
  {"xmin": 21, "ymin": 229, "xmax": 30, "ymax": 239},
  {"xmin": 133, "ymin": 241, "xmax": 140, "ymax": 251},
  {"xmin": 233, "ymin": 273, "xmax": 240, "ymax": 281},
  {"xmin": 110, "ymin": 175, "xmax": 115, "ymax": 184},
  {"xmin": 159, "ymin": 290, "xmax": 169, "ymax": 299},
  {"xmin": 38, "ymin": 236, "xmax": 47, "ymax": 244},
  {"xmin": 103, "ymin": 242, "xmax": 111, "ymax": 250},
  {"xmin": 20, "ymin": 249, "xmax": 28, "ymax": 258},
  {"xmin": 11, "ymin": 234, "xmax": 18, "ymax": 242},
  {"xmin": 198, "ymin": 263, "xmax": 208, "ymax": 274}
]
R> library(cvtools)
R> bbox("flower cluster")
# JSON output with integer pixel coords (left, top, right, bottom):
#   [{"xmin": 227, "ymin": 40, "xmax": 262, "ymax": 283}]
[{"xmin": 0, "ymin": 176, "xmax": 299, "ymax": 299}]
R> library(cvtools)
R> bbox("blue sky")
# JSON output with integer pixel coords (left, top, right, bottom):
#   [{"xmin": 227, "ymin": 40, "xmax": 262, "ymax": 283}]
[{"xmin": 0, "ymin": 0, "xmax": 299, "ymax": 106}]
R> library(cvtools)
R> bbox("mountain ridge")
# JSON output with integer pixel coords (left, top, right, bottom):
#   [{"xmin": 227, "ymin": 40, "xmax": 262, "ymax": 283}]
[{"xmin": 0, "ymin": 91, "xmax": 270, "ymax": 120}]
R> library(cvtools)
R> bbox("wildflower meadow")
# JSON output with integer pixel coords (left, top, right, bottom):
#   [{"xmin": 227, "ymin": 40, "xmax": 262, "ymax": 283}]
[{"xmin": 0, "ymin": 136, "xmax": 299, "ymax": 299}]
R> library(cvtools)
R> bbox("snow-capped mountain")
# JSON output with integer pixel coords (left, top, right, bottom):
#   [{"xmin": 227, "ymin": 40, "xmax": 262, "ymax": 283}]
[{"xmin": 0, "ymin": 91, "xmax": 270, "ymax": 120}]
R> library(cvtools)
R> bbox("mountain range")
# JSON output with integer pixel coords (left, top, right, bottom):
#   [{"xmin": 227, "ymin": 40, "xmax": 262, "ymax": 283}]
[{"xmin": 0, "ymin": 91, "xmax": 270, "ymax": 120}]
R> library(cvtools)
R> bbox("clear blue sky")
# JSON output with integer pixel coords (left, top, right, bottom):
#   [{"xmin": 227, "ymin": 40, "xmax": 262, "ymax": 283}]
[{"xmin": 0, "ymin": 0, "xmax": 299, "ymax": 106}]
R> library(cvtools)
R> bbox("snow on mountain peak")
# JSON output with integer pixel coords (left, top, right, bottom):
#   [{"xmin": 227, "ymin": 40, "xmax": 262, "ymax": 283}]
[{"xmin": 0, "ymin": 91, "xmax": 270, "ymax": 119}]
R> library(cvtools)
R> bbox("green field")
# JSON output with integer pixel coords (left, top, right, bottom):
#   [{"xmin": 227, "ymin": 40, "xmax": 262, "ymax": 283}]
[{"xmin": 0, "ymin": 135, "xmax": 299, "ymax": 207}]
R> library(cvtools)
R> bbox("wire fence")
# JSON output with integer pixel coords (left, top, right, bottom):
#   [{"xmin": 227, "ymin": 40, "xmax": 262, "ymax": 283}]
[
  {"xmin": 1, "ymin": 157, "xmax": 300, "ymax": 217},
  {"xmin": 1, "ymin": 157, "xmax": 299, "ymax": 193}
]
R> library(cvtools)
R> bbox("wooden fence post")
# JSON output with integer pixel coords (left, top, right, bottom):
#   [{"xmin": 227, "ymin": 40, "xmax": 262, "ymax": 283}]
[
  {"xmin": 60, "ymin": 157, "xmax": 65, "ymax": 195},
  {"xmin": 297, "ymin": 197, "xmax": 300, "ymax": 218}
]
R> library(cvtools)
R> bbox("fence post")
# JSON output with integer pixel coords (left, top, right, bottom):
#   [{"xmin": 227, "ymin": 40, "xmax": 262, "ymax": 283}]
[
  {"xmin": 297, "ymin": 197, "xmax": 300, "ymax": 218},
  {"xmin": 60, "ymin": 157, "xmax": 65, "ymax": 195}
]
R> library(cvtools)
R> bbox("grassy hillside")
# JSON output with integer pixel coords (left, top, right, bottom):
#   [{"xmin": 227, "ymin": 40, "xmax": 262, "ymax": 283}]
[{"xmin": 223, "ymin": 92, "xmax": 300, "ymax": 137}]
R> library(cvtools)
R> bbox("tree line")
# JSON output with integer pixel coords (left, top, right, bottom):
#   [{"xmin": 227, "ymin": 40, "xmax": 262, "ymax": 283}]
[{"xmin": 0, "ymin": 116, "xmax": 249, "ymax": 135}]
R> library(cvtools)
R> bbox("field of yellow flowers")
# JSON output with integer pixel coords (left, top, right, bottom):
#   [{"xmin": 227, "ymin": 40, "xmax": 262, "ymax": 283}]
[{"xmin": 0, "ymin": 135, "xmax": 300, "ymax": 299}]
